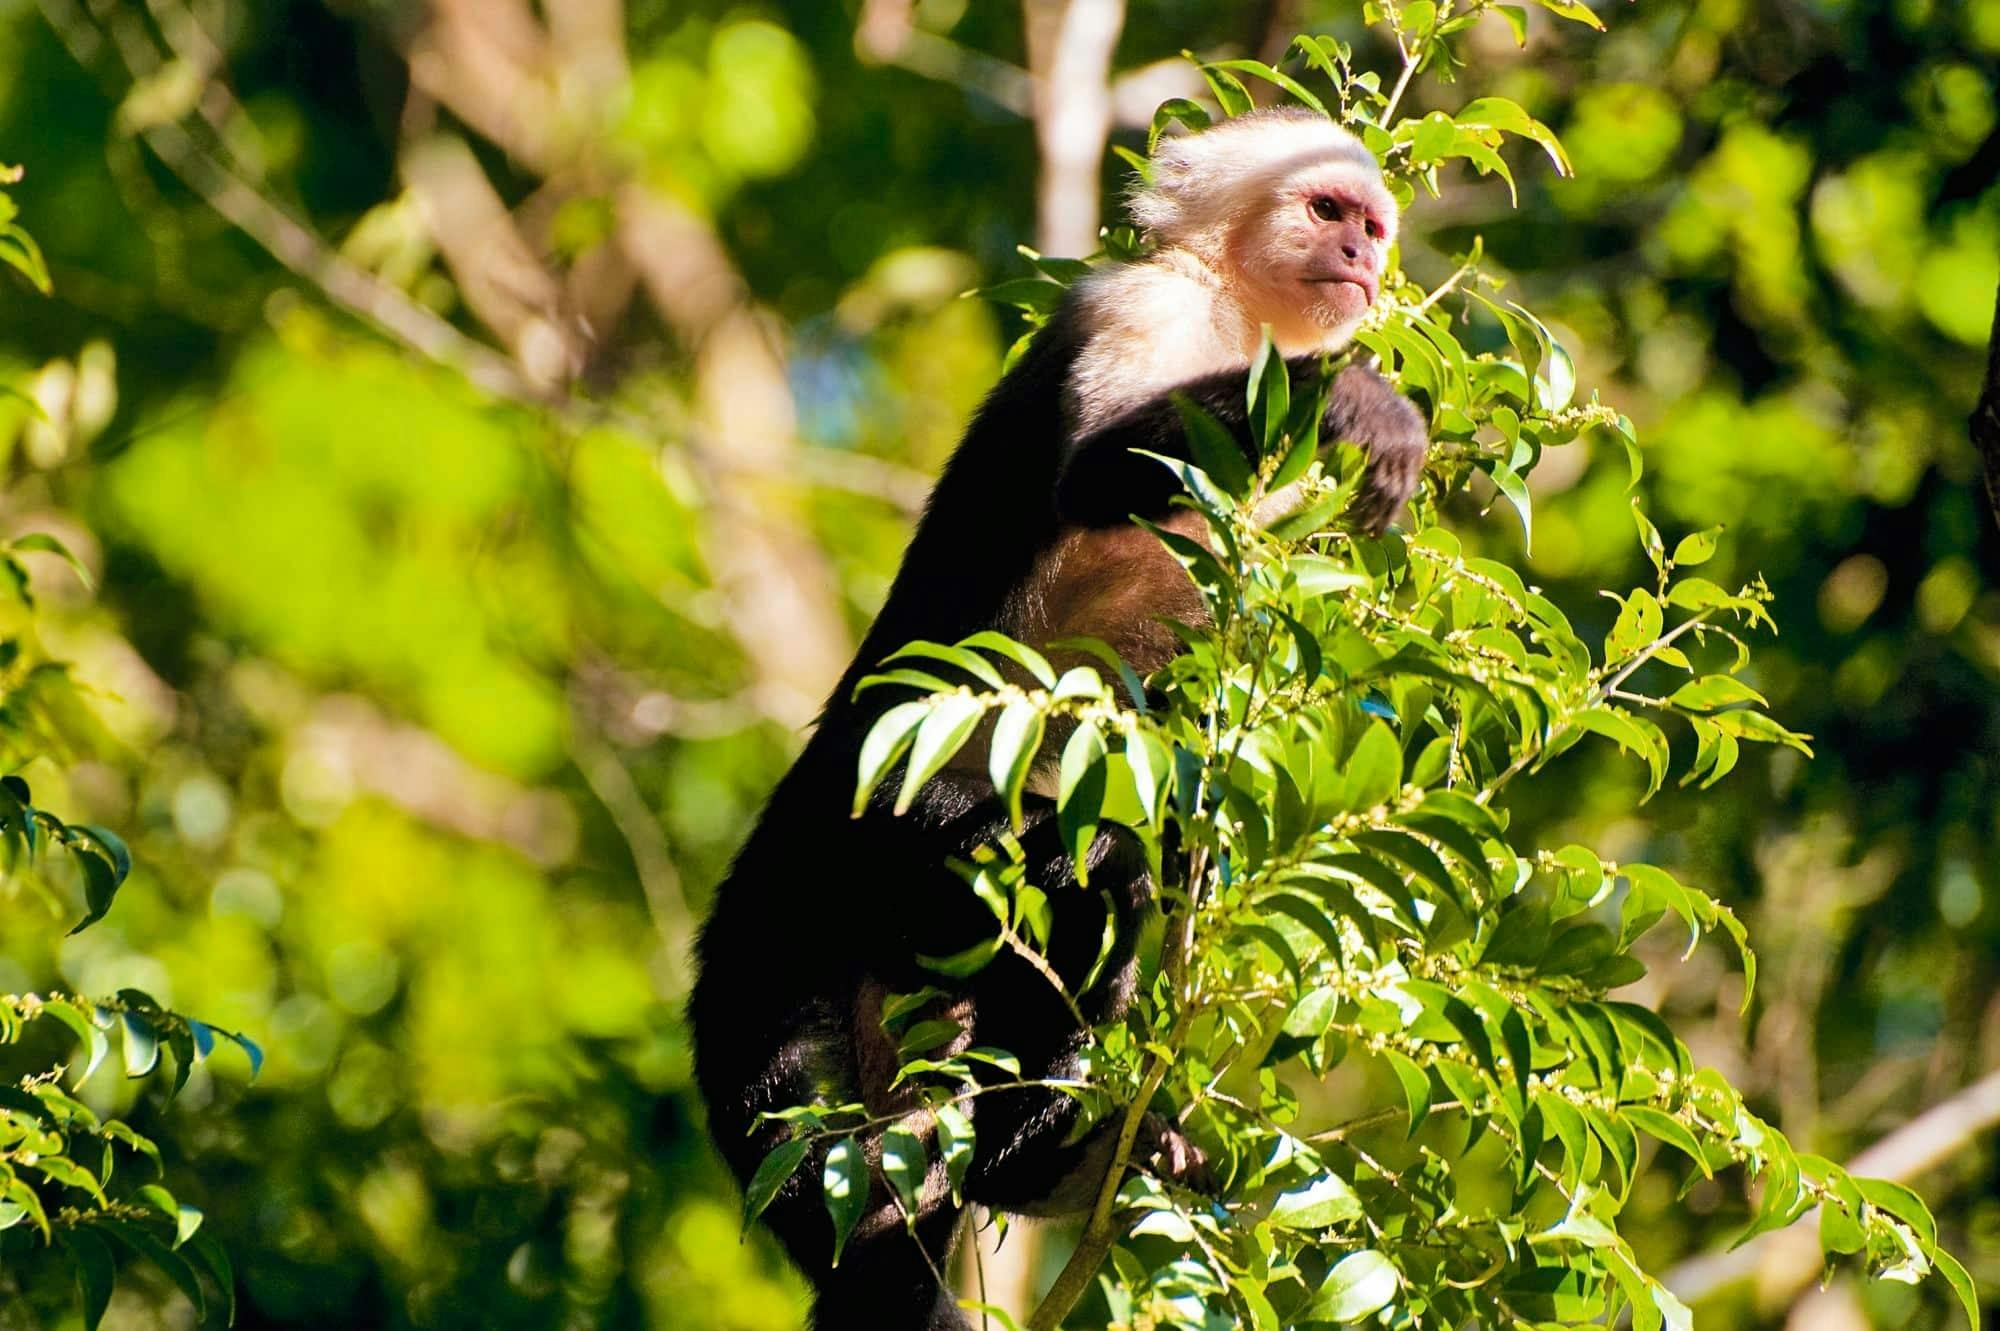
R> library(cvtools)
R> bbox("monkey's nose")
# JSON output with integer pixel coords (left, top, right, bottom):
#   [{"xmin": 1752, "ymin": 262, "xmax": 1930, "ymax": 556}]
[{"xmin": 1341, "ymin": 242, "xmax": 1361, "ymax": 260}]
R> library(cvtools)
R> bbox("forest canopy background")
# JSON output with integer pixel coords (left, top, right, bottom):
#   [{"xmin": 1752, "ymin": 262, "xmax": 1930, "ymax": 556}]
[{"xmin": 0, "ymin": 1, "xmax": 1995, "ymax": 1329}]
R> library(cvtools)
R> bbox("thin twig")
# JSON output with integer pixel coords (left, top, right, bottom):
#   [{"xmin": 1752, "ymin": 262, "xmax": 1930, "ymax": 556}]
[
  {"xmin": 1596, "ymin": 611, "xmax": 1713, "ymax": 700},
  {"xmin": 1411, "ymin": 253, "xmax": 1477, "ymax": 316},
  {"xmin": 1378, "ymin": 34, "xmax": 1421, "ymax": 125},
  {"xmin": 566, "ymin": 713, "xmax": 694, "ymax": 980},
  {"xmin": 41, "ymin": 0, "xmax": 542, "ymax": 402}
]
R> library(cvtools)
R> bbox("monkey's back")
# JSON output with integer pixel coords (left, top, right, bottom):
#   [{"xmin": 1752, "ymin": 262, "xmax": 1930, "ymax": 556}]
[{"xmin": 687, "ymin": 295, "xmax": 1089, "ymax": 1166}]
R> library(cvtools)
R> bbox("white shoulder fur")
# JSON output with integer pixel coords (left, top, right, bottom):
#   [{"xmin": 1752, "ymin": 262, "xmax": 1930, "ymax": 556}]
[{"xmin": 1064, "ymin": 252, "xmax": 1259, "ymax": 436}]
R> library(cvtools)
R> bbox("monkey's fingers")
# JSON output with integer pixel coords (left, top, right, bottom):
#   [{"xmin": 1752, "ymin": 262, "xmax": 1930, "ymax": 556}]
[
  {"xmin": 1137, "ymin": 1112, "xmax": 1220, "ymax": 1196},
  {"xmin": 1348, "ymin": 449, "xmax": 1426, "ymax": 535}
]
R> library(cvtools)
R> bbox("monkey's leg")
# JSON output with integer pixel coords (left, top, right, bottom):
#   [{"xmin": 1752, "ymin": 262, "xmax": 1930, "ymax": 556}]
[
  {"xmin": 748, "ymin": 1137, "xmax": 969, "ymax": 1331},
  {"xmin": 884, "ymin": 771, "xmax": 1194, "ymax": 1214},
  {"xmin": 1055, "ymin": 360, "xmax": 1427, "ymax": 534}
]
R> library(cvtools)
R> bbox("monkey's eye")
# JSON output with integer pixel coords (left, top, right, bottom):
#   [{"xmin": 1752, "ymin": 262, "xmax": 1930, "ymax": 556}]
[
  {"xmin": 1309, "ymin": 196, "xmax": 1341, "ymax": 222},
  {"xmin": 1365, "ymin": 216, "xmax": 1386, "ymax": 240}
]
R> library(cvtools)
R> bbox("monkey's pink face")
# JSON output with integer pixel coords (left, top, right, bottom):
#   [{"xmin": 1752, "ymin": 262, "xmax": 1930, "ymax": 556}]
[{"xmin": 1232, "ymin": 162, "xmax": 1398, "ymax": 340}]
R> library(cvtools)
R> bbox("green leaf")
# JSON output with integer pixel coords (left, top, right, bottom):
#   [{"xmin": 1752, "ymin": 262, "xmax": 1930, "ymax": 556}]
[
  {"xmin": 32, "ymin": 1153, "xmax": 107, "ymax": 1203},
  {"xmin": 1123, "ymin": 729, "xmax": 1172, "ymax": 823},
  {"xmin": 935, "ymin": 1103, "xmax": 974, "ymax": 1205},
  {"xmin": 1265, "ymin": 491, "xmax": 1347, "ymax": 542},
  {"xmin": 1260, "ymin": 891, "xmax": 1353, "ymax": 965},
  {"xmin": 1203, "ymin": 59, "xmax": 1330, "ymax": 116},
  {"xmin": 1668, "ymin": 675, "xmax": 1766, "ymax": 712},
  {"xmin": 2, "ymin": 1176, "xmax": 49, "ymax": 1242},
  {"xmin": 957, "ymin": 631, "xmax": 1057, "ymax": 688},
  {"xmin": 1194, "ymin": 59, "xmax": 1255, "ymax": 116},
  {"xmin": 1351, "ymin": 830, "xmax": 1462, "ymax": 913},
  {"xmin": 92, "ymin": 1217, "xmax": 207, "ymax": 1321},
  {"xmin": 880, "ymin": 1124, "xmax": 927, "ymax": 1226},
  {"xmin": 1410, "ymin": 111, "xmax": 1456, "ymax": 164},
  {"xmin": 884, "ymin": 640, "xmax": 1008, "ymax": 690},
  {"xmin": 1268, "ymin": 1173, "xmax": 1363, "ymax": 1229},
  {"xmin": 1341, "ymin": 720, "xmax": 1403, "ymax": 812},
  {"xmin": 1172, "ymin": 394, "xmax": 1254, "ymax": 500},
  {"xmin": 184, "ymin": 1232, "xmax": 236, "ymax": 1327},
  {"xmin": 1057, "ymin": 721, "xmax": 1108, "ymax": 884},
  {"xmin": 0, "ymin": 218, "xmax": 50, "ymax": 294},
  {"xmin": 60, "ymin": 1228, "xmax": 117, "ymax": 1331},
  {"xmin": 1307, "ymin": 1249, "xmax": 1399, "ymax": 1322},
  {"xmin": 1665, "ymin": 576, "xmax": 1733, "ymax": 611},
  {"xmin": 744, "ymin": 1138, "xmax": 811, "ymax": 1231},
  {"xmin": 42, "ymin": 1001, "xmax": 110, "ymax": 1083},
  {"xmin": 1606, "ymin": 588, "xmax": 1663, "ymax": 662},
  {"xmin": 974, "ymin": 278, "xmax": 1064, "ymax": 314},
  {"xmin": 1574, "ymin": 707, "xmax": 1669, "ymax": 795},
  {"xmin": 11, "ymin": 533, "xmax": 93, "ymax": 590},
  {"xmin": 1533, "ymin": 0, "xmax": 1607, "ymax": 30},
  {"xmin": 896, "ymin": 694, "xmax": 987, "ymax": 815},
  {"xmin": 1623, "ymin": 1106, "xmax": 1712, "ymax": 1178},
  {"xmin": 1855, "ymin": 1177, "xmax": 1937, "ymax": 1248},
  {"xmin": 1321, "ymin": 852, "xmax": 1421, "ymax": 932},
  {"xmin": 121, "ymin": 1010, "xmax": 160, "ymax": 1077},
  {"xmin": 1267, "ymin": 985, "xmax": 1338, "ymax": 1068},
  {"xmin": 915, "ymin": 935, "xmax": 1004, "ymax": 978},
  {"xmin": 822, "ymin": 1137, "xmax": 870, "ymax": 1266},
  {"xmin": 1456, "ymin": 97, "xmax": 1576, "ymax": 175},
  {"xmin": 988, "ymin": 700, "xmax": 1045, "ymax": 831},
  {"xmin": 1291, "ymin": 556, "xmax": 1369, "ymax": 595},
  {"xmin": 1671, "ymin": 527, "xmax": 1721, "ymax": 567},
  {"xmin": 1383, "ymin": 1049, "xmax": 1432, "ymax": 1137},
  {"xmin": 1821, "ymin": 1196, "xmax": 1866, "ymax": 1255},
  {"xmin": 1631, "ymin": 499, "xmax": 1666, "ymax": 574},
  {"xmin": 1148, "ymin": 98, "xmax": 1212, "ymax": 154},
  {"xmin": 70, "ymin": 849, "xmax": 122, "ymax": 935},
  {"xmin": 1932, "ymin": 1246, "xmax": 1981, "ymax": 1331},
  {"xmin": 854, "ymin": 700, "xmax": 930, "ymax": 816},
  {"xmin": 1484, "ymin": 460, "xmax": 1532, "ymax": 549}
]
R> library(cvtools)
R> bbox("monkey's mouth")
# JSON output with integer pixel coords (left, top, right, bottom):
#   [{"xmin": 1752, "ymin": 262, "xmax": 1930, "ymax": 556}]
[{"xmin": 1303, "ymin": 275, "xmax": 1379, "ymax": 305}]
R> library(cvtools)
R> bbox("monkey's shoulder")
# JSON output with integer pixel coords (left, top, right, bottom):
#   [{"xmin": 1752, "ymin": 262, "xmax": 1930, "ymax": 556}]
[{"xmin": 1066, "ymin": 259, "xmax": 1254, "ymax": 433}]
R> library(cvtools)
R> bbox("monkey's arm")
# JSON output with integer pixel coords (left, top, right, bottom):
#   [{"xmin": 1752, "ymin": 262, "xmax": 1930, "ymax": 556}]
[{"xmin": 1055, "ymin": 362, "xmax": 1427, "ymax": 534}]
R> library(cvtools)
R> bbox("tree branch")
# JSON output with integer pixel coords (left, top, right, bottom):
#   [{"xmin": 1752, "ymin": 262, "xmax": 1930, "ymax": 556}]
[
  {"xmin": 1025, "ymin": 0, "xmax": 1127, "ymax": 258},
  {"xmin": 1664, "ymin": 1068, "xmax": 2000, "ymax": 1310},
  {"xmin": 38, "ymin": 0, "xmax": 546, "ymax": 405}
]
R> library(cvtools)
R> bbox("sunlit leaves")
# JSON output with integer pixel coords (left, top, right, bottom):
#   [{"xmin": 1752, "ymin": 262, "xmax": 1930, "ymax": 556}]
[
  {"xmin": 0, "ymin": 984, "xmax": 252, "ymax": 1327},
  {"xmin": 1305, "ymin": 1250, "xmax": 1399, "ymax": 1323},
  {"xmin": 1267, "ymin": 1174, "xmax": 1364, "ymax": 1230},
  {"xmin": 808, "ymin": 10, "xmax": 1963, "ymax": 1329},
  {"xmin": 742, "ymin": 1138, "xmax": 810, "ymax": 1232},
  {"xmin": 0, "ymin": 166, "xmax": 51, "ymax": 295},
  {"xmin": 822, "ymin": 1137, "xmax": 869, "ymax": 1266}
]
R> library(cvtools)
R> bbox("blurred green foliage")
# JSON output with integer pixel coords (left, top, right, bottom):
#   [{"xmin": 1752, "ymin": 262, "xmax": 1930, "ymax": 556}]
[{"xmin": 0, "ymin": 0, "xmax": 1992, "ymax": 1328}]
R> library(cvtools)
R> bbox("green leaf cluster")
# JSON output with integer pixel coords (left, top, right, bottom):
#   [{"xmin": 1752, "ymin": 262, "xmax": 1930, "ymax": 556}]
[
  {"xmin": 762, "ymin": 7, "xmax": 1976, "ymax": 1329},
  {"xmin": 0, "ymin": 180, "xmax": 250, "ymax": 1330}
]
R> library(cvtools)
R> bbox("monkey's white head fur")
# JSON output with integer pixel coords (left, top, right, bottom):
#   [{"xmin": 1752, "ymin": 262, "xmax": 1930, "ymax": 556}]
[{"xmin": 1129, "ymin": 108, "xmax": 1387, "ymax": 259}]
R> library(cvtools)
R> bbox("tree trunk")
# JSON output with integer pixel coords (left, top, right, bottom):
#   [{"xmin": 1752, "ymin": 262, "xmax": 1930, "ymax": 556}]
[{"xmin": 1974, "ymin": 279, "xmax": 2000, "ymax": 529}]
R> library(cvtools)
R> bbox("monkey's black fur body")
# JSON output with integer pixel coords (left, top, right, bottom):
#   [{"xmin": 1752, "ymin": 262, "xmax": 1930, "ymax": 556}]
[{"xmin": 689, "ymin": 289, "xmax": 1425, "ymax": 1331}]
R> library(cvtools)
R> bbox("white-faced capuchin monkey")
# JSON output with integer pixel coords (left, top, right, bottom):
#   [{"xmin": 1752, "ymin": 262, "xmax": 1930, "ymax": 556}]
[{"xmin": 690, "ymin": 108, "xmax": 1427, "ymax": 1331}]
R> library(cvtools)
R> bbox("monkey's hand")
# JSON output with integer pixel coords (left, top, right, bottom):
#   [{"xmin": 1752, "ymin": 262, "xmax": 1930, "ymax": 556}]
[
  {"xmin": 1137, "ymin": 1112, "xmax": 1218, "ymax": 1195},
  {"xmin": 1056, "ymin": 360, "xmax": 1428, "ymax": 535},
  {"xmin": 1325, "ymin": 364, "xmax": 1429, "ymax": 536}
]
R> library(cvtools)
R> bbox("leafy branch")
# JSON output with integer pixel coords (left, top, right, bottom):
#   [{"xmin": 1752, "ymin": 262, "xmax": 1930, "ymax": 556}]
[{"xmin": 764, "ymin": 6, "xmax": 1979, "ymax": 1330}]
